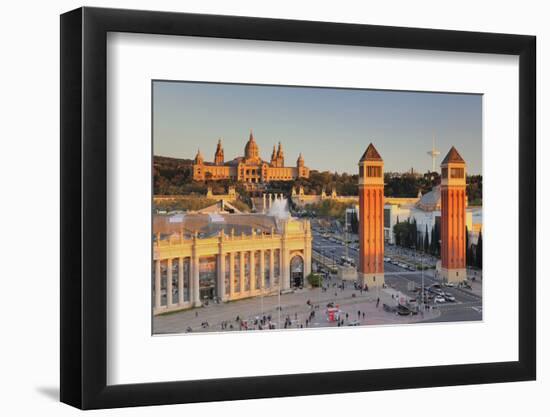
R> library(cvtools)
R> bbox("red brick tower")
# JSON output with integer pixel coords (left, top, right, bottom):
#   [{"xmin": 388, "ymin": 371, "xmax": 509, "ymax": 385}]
[
  {"xmin": 440, "ymin": 146, "xmax": 467, "ymax": 283},
  {"xmin": 357, "ymin": 143, "xmax": 384, "ymax": 288}
]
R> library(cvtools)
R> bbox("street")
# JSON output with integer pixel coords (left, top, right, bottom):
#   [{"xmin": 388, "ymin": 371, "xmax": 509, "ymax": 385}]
[
  {"xmin": 311, "ymin": 222, "xmax": 483, "ymax": 323},
  {"xmin": 153, "ymin": 221, "xmax": 482, "ymax": 334}
]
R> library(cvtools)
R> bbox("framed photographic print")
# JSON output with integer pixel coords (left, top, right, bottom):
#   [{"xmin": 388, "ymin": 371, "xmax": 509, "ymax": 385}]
[{"xmin": 60, "ymin": 6, "xmax": 536, "ymax": 410}]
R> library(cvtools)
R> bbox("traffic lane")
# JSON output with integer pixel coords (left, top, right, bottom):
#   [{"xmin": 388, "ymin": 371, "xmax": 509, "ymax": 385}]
[
  {"xmin": 421, "ymin": 304, "xmax": 482, "ymax": 323},
  {"xmin": 383, "ymin": 264, "xmax": 478, "ymax": 305},
  {"xmin": 312, "ymin": 239, "xmax": 480, "ymax": 304}
]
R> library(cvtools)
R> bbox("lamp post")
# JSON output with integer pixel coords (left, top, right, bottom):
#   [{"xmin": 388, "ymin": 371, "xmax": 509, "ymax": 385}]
[{"xmin": 278, "ymin": 275, "xmax": 281, "ymax": 329}]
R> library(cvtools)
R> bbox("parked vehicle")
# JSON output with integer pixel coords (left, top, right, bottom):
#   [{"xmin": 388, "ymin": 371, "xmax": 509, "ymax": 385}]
[
  {"xmin": 396, "ymin": 305, "xmax": 412, "ymax": 316},
  {"xmin": 444, "ymin": 293, "xmax": 456, "ymax": 302},
  {"xmin": 383, "ymin": 303, "xmax": 397, "ymax": 313},
  {"xmin": 434, "ymin": 295, "xmax": 446, "ymax": 303}
]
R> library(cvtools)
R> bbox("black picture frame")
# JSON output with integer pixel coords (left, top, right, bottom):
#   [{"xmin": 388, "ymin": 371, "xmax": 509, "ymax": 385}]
[{"xmin": 60, "ymin": 6, "xmax": 536, "ymax": 410}]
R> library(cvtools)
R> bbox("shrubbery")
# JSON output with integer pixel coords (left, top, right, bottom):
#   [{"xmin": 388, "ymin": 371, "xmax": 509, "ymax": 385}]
[{"xmin": 307, "ymin": 273, "xmax": 323, "ymax": 287}]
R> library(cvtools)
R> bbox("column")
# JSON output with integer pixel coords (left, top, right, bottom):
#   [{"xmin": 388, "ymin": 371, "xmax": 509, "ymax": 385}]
[
  {"xmin": 229, "ymin": 252, "xmax": 235, "ymax": 298},
  {"xmin": 269, "ymin": 249, "xmax": 274, "ymax": 289},
  {"xmin": 239, "ymin": 251, "xmax": 245, "ymax": 294},
  {"xmin": 218, "ymin": 252, "xmax": 226, "ymax": 301},
  {"xmin": 263, "ymin": 194, "xmax": 267, "ymax": 213},
  {"xmin": 281, "ymin": 248, "xmax": 290, "ymax": 290},
  {"xmin": 154, "ymin": 259, "xmax": 161, "ymax": 309},
  {"xmin": 259, "ymin": 249, "xmax": 265, "ymax": 292},
  {"xmin": 305, "ymin": 221, "xmax": 312, "ymax": 277},
  {"xmin": 192, "ymin": 252, "xmax": 201, "ymax": 307},
  {"xmin": 178, "ymin": 257, "xmax": 184, "ymax": 305},
  {"xmin": 166, "ymin": 258, "xmax": 173, "ymax": 307},
  {"xmin": 250, "ymin": 250, "xmax": 256, "ymax": 292}
]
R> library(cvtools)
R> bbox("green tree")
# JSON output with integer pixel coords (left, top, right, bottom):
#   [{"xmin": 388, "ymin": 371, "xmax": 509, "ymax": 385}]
[
  {"xmin": 307, "ymin": 273, "xmax": 323, "ymax": 288},
  {"xmin": 350, "ymin": 210, "xmax": 359, "ymax": 234},
  {"xmin": 476, "ymin": 231, "xmax": 483, "ymax": 269}
]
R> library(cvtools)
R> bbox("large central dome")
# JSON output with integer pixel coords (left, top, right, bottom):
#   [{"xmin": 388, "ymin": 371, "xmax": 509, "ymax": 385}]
[{"xmin": 244, "ymin": 131, "xmax": 260, "ymax": 160}]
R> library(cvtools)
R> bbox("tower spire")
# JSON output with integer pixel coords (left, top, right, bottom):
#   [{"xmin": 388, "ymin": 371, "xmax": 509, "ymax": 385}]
[{"xmin": 427, "ymin": 135, "xmax": 441, "ymax": 172}]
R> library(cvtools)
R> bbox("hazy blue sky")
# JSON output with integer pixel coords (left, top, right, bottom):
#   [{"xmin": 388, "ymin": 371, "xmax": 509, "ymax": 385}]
[{"xmin": 153, "ymin": 81, "xmax": 482, "ymax": 175}]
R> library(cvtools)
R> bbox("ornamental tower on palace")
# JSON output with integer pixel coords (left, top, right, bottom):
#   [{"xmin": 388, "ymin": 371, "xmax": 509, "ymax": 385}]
[
  {"xmin": 214, "ymin": 139, "xmax": 224, "ymax": 165},
  {"xmin": 440, "ymin": 146, "xmax": 467, "ymax": 283},
  {"xmin": 357, "ymin": 143, "xmax": 385, "ymax": 288}
]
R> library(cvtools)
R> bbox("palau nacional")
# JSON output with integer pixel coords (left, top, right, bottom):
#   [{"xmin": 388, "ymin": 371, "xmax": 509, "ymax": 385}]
[
  {"xmin": 153, "ymin": 132, "xmax": 312, "ymax": 315},
  {"xmin": 152, "ymin": 131, "xmax": 472, "ymax": 316}
]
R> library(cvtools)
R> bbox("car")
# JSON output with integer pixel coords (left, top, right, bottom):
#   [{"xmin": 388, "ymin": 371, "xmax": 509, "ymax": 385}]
[
  {"xmin": 347, "ymin": 320, "xmax": 361, "ymax": 326},
  {"xmin": 444, "ymin": 293, "xmax": 456, "ymax": 302},
  {"xmin": 383, "ymin": 303, "xmax": 397, "ymax": 313},
  {"xmin": 443, "ymin": 282, "xmax": 456, "ymax": 288},
  {"xmin": 396, "ymin": 305, "xmax": 412, "ymax": 316},
  {"xmin": 434, "ymin": 295, "xmax": 446, "ymax": 303}
]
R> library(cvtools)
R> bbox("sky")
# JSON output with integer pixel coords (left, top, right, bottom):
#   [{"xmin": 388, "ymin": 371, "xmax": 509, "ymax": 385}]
[{"xmin": 153, "ymin": 81, "xmax": 482, "ymax": 175}]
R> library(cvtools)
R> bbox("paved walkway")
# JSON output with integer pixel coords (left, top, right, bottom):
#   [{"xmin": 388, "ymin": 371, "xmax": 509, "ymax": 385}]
[{"xmin": 153, "ymin": 277, "xmax": 440, "ymax": 334}]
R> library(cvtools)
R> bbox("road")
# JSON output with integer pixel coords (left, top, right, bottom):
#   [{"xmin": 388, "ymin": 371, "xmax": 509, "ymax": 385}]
[
  {"xmin": 311, "ymin": 224, "xmax": 483, "ymax": 323},
  {"xmin": 153, "ymin": 223, "xmax": 482, "ymax": 334}
]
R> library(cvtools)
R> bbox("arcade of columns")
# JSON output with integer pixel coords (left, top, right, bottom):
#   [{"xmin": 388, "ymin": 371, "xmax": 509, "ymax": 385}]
[
  {"xmin": 153, "ymin": 221, "xmax": 312, "ymax": 315},
  {"xmin": 357, "ymin": 144, "xmax": 468, "ymax": 287}
]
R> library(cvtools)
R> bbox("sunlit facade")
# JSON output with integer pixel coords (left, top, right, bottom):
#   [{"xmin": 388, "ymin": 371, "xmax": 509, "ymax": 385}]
[
  {"xmin": 192, "ymin": 132, "xmax": 309, "ymax": 183},
  {"xmin": 153, "ymin": 213, "xmax": 312, "ymax": 315}
]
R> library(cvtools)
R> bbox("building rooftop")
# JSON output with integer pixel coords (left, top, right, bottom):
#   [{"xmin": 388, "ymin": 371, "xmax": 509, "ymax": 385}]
[
  {"xmin": 359, "ymin": 143, "xmax": 383, "ymax": 162},
  {"xmin": 415, "ymin": 185, "xmax": 441, "ymax": 211},
  {"xmin": 441, "ymin": 146, "xmax": 465, "ymax": 164},
  {"xmin": 154, "ymin": 212, "xmax": 280, "ymax": 238}
]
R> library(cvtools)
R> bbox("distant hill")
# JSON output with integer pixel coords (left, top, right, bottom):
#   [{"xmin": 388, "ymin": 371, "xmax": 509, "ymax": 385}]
[{"xmin": 154, "ymin": 155, "xmax": 194, "ymax": 169}]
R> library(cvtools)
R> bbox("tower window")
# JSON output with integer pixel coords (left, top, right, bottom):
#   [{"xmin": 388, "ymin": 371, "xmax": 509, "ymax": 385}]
[
  {"xmin": 451, "ymin": 168, "xmax": 464, "ymax": 179},
  {"xmin": 367, "ymin": 166, "xmax": 381, "ymax": 177}
]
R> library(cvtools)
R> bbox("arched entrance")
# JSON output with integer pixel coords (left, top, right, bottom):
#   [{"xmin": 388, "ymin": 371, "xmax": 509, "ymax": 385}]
[{"xmin": 290, "ymin": 255, "xmax": 304, "ymax": 288}]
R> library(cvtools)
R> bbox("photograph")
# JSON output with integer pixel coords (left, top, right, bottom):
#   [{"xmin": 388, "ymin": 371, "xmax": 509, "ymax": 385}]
[{"xmin": 151, "ymin": 81, "xmax": 483, "ymax": 335}]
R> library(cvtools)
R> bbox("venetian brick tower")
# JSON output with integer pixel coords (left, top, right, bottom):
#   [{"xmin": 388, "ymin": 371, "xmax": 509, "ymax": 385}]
[
  {"xmin": 357, "ymin": 143, "xmax": 385, "ymax": 288},
  {"xmin": 440, "ymin": 146, "xmax": 467, "ymax": 283}
]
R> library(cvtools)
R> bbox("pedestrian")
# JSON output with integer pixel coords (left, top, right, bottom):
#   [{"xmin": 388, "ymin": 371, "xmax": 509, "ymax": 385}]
[
  {"xmin": 362, "ymin": 312, "xmax": 365, "ymax": 319},
  {"xmin": 376, "ymin": 297, "xmax": 380, "ymax": 308}
]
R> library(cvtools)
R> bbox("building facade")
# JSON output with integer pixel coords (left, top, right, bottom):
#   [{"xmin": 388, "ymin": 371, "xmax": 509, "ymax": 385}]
[
  {"xmin": 357, "ymin": 143, "xmax": 385, "ymax": 288},
  {"xmin": 153, "ymin": 212, "xmax": 312, "ymax": 315},
  {"xmin": 192, "ymin": 132, "xmax": 310, "ymax": 183},
  {"xmin": 440, "ymin": 146, "xmax": 467, "ymax": 283}
]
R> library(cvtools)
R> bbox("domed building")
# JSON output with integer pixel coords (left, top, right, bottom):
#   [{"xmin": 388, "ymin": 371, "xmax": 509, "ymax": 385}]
[{"xmin": 192, "ymin": 131, "xmax": 309, "ymax": 183}]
